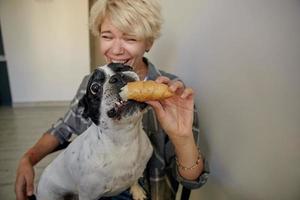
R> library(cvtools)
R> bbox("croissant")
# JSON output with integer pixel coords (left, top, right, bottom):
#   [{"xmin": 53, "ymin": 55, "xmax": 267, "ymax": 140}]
[{"xmin": 119, "ymin": 80, "xmax": 174, "ymax": 102}]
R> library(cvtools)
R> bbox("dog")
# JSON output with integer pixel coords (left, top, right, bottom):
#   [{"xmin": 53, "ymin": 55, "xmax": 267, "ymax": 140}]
[{"xmin": 36, "ymin": 63, "xmax": 153, "ymax": 200}]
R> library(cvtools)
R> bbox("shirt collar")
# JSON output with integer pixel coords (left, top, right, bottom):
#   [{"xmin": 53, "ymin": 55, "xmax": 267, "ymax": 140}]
[{"xmin": 143, "ymin": 57, "xmax": 161, "ymax": 81}]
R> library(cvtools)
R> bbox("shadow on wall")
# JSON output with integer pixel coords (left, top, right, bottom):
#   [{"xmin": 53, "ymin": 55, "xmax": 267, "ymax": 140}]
[{"xmin": 173, "ymin": 0, "xmax": 300, "ymax": 199}]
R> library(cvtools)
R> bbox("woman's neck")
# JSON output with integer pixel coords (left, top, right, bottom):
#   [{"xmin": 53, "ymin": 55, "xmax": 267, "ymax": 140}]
[{"xmin": 133, "ymin": 59, "xmax": 148, "ymax": 80}]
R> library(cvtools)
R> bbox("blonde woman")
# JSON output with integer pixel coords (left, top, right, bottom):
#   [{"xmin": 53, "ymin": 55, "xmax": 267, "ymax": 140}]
[{"xmin": 15, "ymin": 0, "xmax": 209, "ymax": 199}]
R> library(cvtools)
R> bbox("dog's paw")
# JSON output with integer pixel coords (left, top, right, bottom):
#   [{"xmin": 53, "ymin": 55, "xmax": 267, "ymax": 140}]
[{"xmin": 129, "ymin": 182, "xmax": 147, "ymax": 200}]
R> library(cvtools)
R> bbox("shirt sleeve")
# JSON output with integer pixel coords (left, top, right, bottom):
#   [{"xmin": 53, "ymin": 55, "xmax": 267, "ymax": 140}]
[
  {"xmin": 170, "ymin": 106, "xmax": 210, "ymax": 189},
  {"xmin": 46, "ymin": 74, "xmax": 92, "ymax": 146}
]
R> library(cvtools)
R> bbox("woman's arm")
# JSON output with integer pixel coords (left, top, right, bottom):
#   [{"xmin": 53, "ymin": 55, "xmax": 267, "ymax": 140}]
[
  {"xmin": 22, "ymin": 133, "xmax": 60, "ymax": 165},
  {"xmin": 146, "ymin": 76, "xmax": 204, "ymax": 180},
  {"xmin": 15, "ymin": 133, "xmax": 59, "ymax": 200}
]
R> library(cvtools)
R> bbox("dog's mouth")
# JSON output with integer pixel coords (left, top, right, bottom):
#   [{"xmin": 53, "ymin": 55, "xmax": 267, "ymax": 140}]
[{"xmin": 107, "ymin": 98, "xmax": 147, "ymax": 119}]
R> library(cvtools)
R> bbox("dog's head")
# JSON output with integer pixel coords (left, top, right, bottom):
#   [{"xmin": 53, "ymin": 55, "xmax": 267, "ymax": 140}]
[{"xmin": 79, "ymin": 63, "xmax": 147, "ymax": 125}]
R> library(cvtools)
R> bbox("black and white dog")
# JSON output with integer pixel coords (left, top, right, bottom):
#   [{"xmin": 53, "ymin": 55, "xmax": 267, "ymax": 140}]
[{"xmin": 36, "ymin": 63, "xmax": 153, "ymax": 200}]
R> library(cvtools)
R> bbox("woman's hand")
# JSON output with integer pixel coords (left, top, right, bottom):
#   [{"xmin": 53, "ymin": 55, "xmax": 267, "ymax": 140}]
[
  {"xmin": 15, "ymin": 156, "xmax": 35, "ymax": 200},
  {"xmin": 146, "ymin": 76, "xmax": 194, "ymax": 144}
]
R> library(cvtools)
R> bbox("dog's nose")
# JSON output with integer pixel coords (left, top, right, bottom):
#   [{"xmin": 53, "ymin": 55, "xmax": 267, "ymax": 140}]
[{"xmin": 107, "ymin": 108, "xmax": 117, "ymax": 118}]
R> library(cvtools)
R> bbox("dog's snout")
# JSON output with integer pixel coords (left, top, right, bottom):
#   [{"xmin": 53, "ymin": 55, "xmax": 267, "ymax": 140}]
[{"xmin": 107, "ymin": 108, "xmax": 118, "ymax": 118}]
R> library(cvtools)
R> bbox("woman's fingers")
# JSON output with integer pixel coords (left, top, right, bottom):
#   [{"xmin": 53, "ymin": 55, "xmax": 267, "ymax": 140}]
[
  {"xmin": 25, "ymin": 174, "xmax": 34, "ymax": 196},
  {"xmin": 169, "ymin": 80, "xmax": 184, "ymax": 93},
  {"xmin": 155, "ymin": 76, "xmax": 185, "ymax": 94},
  {"xmin": 181, "ymin": 87, "xmax": 194, "ymax": 99},
  {"xmin": 155, "ymin": 76, "xmax": 170, "ymax": 84},
  {"xmin": 15, "ymin": 176, "xmax": 26, "ymax": 200}
]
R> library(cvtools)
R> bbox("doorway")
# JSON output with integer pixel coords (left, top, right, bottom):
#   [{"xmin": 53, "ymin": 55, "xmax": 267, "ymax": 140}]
[
  {"xmin": 89, "ymin": 0, "xmax": 106, "ymax": 71},
  {"xmin": 0, "ymin": 22, "xmax": 12, "ymax": 107}
]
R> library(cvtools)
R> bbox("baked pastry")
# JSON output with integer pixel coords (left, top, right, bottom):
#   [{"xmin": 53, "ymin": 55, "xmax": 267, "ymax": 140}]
[{"xmin": 120, "ymin": 80, "xmax": 174, "ymax": 102}]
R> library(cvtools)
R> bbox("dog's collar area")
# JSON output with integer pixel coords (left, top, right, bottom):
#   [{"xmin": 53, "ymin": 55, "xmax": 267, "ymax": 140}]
[{"xmin": 139, "ymin": 102, "xmax": 148, "ymax": 110}]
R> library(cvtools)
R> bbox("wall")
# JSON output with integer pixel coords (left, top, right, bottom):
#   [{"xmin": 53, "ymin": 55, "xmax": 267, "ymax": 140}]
[
  {"xmin": 0, "ymin": 0, "xmax": 90, "ymax": 103},
  {"xmin": 151, "ymin": 0, "xmax": 300, "ymax": 199}
]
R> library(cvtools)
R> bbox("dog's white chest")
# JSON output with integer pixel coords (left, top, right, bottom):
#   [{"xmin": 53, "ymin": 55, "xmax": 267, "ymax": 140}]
[
  {"xmin": 68, "ymin": 124, "xmax": 152, "ymax": 183},
  {"xmin": 37, "ymin": 123, "xmax": 153, "ymax": 199}
]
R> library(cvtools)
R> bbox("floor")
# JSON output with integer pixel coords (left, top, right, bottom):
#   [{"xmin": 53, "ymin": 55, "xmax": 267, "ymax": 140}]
[
  {"xmin": 0, "ymin": 106, "xmax": 65, "ymax": 199},
  {"xmin": 0, "ymin": 105, "xmax": 203, "ymax": 199}
]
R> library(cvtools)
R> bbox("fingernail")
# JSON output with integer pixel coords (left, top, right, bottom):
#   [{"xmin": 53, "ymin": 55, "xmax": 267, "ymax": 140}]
[{"xmin": 169, "ymin": 86, "xmax": 176, "ymax": 92}]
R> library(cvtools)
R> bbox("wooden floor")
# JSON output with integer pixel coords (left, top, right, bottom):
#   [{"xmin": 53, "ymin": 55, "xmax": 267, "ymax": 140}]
[
  {"xmin": 0, "ymin": 106, "xmax": 65, "ymax": 199},
  {"xmin": 0, "ymin": 105, "xmax": 204, "ymax": 199}
]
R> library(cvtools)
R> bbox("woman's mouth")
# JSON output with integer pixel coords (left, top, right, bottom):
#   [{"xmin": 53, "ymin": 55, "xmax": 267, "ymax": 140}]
[{"xmin": 111, "ymin": 59, "xmax": 130, "ymax": 65}]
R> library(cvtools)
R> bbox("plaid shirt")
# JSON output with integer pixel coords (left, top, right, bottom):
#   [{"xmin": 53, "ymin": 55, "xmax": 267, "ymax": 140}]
[{"xmin": 47, "ymin": 58, "xmax": 209, "ymax": 200}]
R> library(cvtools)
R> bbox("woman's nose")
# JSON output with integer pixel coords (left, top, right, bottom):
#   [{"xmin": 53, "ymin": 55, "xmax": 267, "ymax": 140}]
[{"xmin": 111, "ymin": 40, "xmax": 124, "ymax": 55}]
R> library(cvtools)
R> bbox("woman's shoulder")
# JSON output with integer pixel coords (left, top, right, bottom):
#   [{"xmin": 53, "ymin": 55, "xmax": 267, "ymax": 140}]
[
  {"xmin": 158, "ymin": 69, "xmax": 179, "ymax": 80},
  {"xmin": 146, "ymin": 58, "xmax": 180, "ymax": 81}
]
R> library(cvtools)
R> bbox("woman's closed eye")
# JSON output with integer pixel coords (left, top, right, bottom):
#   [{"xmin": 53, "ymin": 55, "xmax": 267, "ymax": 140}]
[
  {"xmin": 124, "ymin": 37, "xmax": 137, "ymax": 42},
  {"xmin": 101, "ymin": 35, "xmax": 113, "ymax": 40}
]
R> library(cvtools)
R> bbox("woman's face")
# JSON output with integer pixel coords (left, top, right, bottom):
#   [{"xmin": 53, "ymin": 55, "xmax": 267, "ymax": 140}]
[{"xmin": 99, "ymin": 17, "xmax": 152, "ymax": 69}]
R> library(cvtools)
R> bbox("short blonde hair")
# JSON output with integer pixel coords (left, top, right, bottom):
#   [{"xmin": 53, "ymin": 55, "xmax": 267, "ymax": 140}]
[{"xmin": 89, "ymin": 0, "xmax": 163, "ymax": 42}]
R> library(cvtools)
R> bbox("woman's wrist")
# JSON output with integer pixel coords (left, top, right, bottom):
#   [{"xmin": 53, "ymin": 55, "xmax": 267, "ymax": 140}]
[
  {"xmin": 175, "ymin": 152, "xmax": 203, "ymax": 180},
  {"xmin": 23, "ymin": 148, "xmax": 39, "ymax": 166},
  {"xmin": 174, "ymin": 146, "xmax": 204, "ymax": 180},
  {"xmin": 176, "ymin": 148, "xmax": 202, "ymax": 171},
  {"xmin": 19, "ymin": 154, "xmax": 33, "ymax": 167},
  {"xmin": 170, "ymin": 132, "xmax": 204, "ymax": 180},
  {"xmin": 174, "ymin": 141, "xmax": 199, "ymax": 165},
  {"xmin": 169, "ymin": 130, "xmax": 195, "ymax": 149}
]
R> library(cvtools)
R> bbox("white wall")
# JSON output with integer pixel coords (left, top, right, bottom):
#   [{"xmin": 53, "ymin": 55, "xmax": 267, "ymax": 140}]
[
  {"xmin": 151, "ymin": 0, "xmax": 300, "ymax": 199},
  {"xmin": 0, "ymin": 0, "xmax": 90, "ymax": 103}
]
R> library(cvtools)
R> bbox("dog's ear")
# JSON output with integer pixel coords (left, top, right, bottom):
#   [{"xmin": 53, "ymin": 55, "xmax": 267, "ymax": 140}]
[{"xmin": 78, "ymin": 70, "xmax": 105, "ymax": 125}]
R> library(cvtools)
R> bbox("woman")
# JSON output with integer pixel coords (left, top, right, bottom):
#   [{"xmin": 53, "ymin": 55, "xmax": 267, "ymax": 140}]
[{"xmin": 15, "ymin": 0, "xmax": 209, "ymax": 199}]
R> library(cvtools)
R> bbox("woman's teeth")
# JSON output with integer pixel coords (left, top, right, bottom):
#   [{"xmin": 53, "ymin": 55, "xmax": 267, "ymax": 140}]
[{"xmin": 111, "ymin": 60, "xmax": 128, "ymax": 64}]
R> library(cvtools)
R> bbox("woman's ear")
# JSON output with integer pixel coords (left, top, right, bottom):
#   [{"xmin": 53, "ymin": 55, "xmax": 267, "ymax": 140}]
[{"xmin": 145, "ymin": 40, "xmax": 154, "ymax": 52}]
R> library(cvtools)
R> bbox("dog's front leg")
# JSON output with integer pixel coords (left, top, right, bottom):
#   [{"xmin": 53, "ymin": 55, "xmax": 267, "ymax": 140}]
[
  {"xmin": 78, "ymin": 195, "xmax": 90, "ymax": 200},
  {"xmin": 78, "ymin": 188, "xmax": 101, "ymax": 200},
  {"xmin": 129, "ymin": 181, "xmax": 147, "ymax": 200}
]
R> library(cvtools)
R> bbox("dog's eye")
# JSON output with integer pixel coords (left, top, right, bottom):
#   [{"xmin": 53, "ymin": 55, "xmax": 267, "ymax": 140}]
[
  {"xmin": 109, "ymin": 76, "xmax": 118, "ymax": 84},
  {"xmin": 90, "ymin": 82, "xmax": 101, "ymax": 95}
]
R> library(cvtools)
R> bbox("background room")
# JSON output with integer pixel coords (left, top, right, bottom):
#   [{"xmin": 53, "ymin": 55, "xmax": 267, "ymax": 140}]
[{"xmin": 0, "ymin": 0, "xmax": 299, "ymax": 199}]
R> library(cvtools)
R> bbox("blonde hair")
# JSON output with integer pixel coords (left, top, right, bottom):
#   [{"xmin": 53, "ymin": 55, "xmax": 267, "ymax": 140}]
[{"xmin": 89, "ymin": 0, "xmax": 163, "ymax": 42}]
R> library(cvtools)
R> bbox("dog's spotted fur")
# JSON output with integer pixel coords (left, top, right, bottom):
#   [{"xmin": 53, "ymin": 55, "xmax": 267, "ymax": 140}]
[{"xmin": 36, "ymin": 64, "xmax": 153, "ymax": 200}]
